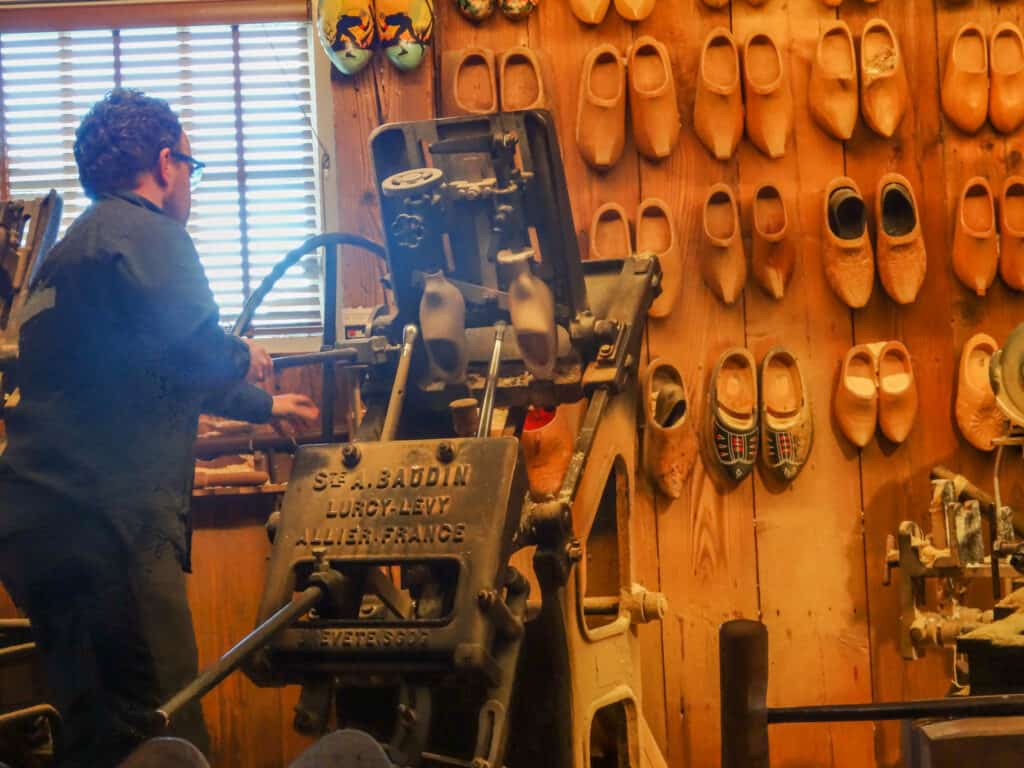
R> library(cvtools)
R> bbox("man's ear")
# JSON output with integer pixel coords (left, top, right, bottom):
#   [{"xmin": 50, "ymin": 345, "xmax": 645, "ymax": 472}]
[{"xmin": 154, "ymin": 146, "xmax": 173, "ymax": 189}]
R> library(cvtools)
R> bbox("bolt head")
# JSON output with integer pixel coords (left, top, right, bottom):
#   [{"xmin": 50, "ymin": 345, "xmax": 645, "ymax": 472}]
[
  {"xmin": 341, "ymin": 444, "xmax": 361, "ymax": 467},
  {"xmin": 437, "ymin": 441, "xmax": 455, "ymax": 463}
]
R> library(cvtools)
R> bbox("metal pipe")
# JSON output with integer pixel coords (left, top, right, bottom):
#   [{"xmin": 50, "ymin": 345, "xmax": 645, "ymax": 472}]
[
  {"xmin": 767, "ymin": 693, "xmax": 1024, "ymax": 724},
  {"xmin": 0, "ymin": 642, "xmax": 35, "ymax": 665},
  {"xmin": 157, "ymin": 583, "xmax": 324, "ymax": 724},
  {"xmin": 381, "ymin": 325, "xmax": 418, "ymax": 442},
  {"xmin": 992, "ymin": 444, "xmax": 1007, "ymax": 601},
  {"xmin": 272, "ymin": 348, "xmax": 358, "ymax": 370},
  {"xmin": 230, "ymin": 233, "xmax": 385, "ymax": 337},
  {"xmin": 476, "ymin": 322, "xmax": 506, "ymax": 438}
]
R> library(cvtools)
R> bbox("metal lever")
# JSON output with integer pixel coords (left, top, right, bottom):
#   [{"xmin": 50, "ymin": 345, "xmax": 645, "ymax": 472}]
[
  {"xmin": 381, "ymin": 324, "xmax": 418, "ymax": 442},
  {"xmin": 272, "ymin": 348, "xmax": 359, "ymax": 370},
  {"xmin": 477, "ymin": 322, "xmax": 506, "ymax": 438},
  {"xmin": 157, "ymin": 575, "xmax": 339, "ymax": 725}
]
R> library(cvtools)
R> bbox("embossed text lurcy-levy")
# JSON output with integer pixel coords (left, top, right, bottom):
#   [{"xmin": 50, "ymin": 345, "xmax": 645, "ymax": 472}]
[{"xmin": 297, "ymin": 462, "xmax": 473, "ymax": 547}]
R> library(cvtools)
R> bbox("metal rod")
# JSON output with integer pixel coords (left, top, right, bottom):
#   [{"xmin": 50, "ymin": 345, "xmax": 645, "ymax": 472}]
[
  {"xmin": 0, "ymin": 642, "xmax": 35, "ymax": 664},
  {"xmin": 557, "ymin": 387, "xmax": 610, "ymax": 504},
  {"xmin": 766, "ymin": 693, "xmax": 1024, "ymax": 724},
  {"xmin": 381, "ymin": 325, "xmax": 418, "ymax": 442},
  {"xmin": 272, "ymin": 348, "xmax": 358, "ymax": 370},
  {"xmin": 0, "ymin": 704, "xmax": 60, "ymax": 733},
  {"xmin": 476, "ymin": 322, "xmax": 506, "ymax": 438},
  {"xmin": 320, "ymin": 242, "xmax": 340, "ymax": 443},
  {"xmin": 992, "ymin": 444, "xmax": 1007, "ymax": 601},
  {"xmin": 157, "ymin": 584, "xmax": 324, "ymax": 724}
]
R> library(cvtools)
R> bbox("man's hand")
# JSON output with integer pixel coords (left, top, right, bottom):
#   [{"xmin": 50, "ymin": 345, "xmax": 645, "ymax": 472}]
[
  {"xmin": 270, "ymin": 394, "xmax": 320, "ymax": 437},
  {"xmin": 243, "ymin": 338, "xmax": 273, "ymax": 383}
]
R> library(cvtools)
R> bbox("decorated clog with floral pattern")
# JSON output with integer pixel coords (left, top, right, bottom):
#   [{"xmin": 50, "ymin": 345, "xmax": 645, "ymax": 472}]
[
  {"xmin": 455, "ymin": 0, "xmax": 495, "ymax": 21},
  {"xmin": 377, "ymin": 0, "xmax": 435, "ymax": 71},
  {"xmin": 317, "ymin": 0, "xmax": 376, "ymax": 76},
  {"xmin": 500, "ymin": 0, "xmax": 538, "ymax": 20}
]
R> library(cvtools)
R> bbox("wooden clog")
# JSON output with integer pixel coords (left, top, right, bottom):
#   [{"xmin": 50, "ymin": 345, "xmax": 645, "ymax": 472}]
[
  {"xmin": 589, "ymin": 202, "xmax": 632, "ymax": 261},
  {"xmin": 990, "ymin": 22, "xmax": 1024, "ymax": 134},
  {"xmin": 570, "ymin": 0, "xmax": 610, "ymax": 24},
  {"xmin": 376, "ymin": 0, "xmax": 434, "ymax": 72},
  {"xmin": 501, "ymin": 250, "xmax": 557, "ymax": 380},
  {"xmin": 707, "ymin": 347, "xmax": 759, "ymax": 482},
  {"xmin": 642, "ymin": 359, "xmax": 698, "ymax": 498},
  {"xmin": 441, "ymin": 48, "xmax": 497, "ymax": 115},
  {"xmin": 877, "ymin": 340, "xmax": 917, "ymax": 444},
  {"xmin": 955, "ymin": 333, "xmax": 1008, "ymax": 451},
  {"xmin": 875, "ymin": 173, "xmax": 926, "ymax": 305},
  {"xmin": 419, "ymin": 270, "xmax": 467, "ymax": 383},
  {"xmin": 498, "ymin": 46, "xmax": 549, "ymax": 111},
  {"xmin": 577, "ymin": 44, "xmax": 627, "ymax": 170},
  {"xmin": 823, "ymin": 177, "xmax": 874, "ymax": 309},
  {"xmin": 1000, "ymin": 176, "xmax": 1024, "ymax": 290},
  {"xmin": 316, "ymin": 0, "xmax": 376, "ymax": 76},
  {"xmin": 628, "ymin": 36, "xmax": 680, "ymax": 160},
  {"xmin": 942, "ymin": 23, "xmax": 989, "ymax": 134},
  {"xmin": 759, "ymin": 347, "xmax": 813, "ymax": 482},
  {"xmin": 751, "ymin": 183, "xmax": 793, "ymax": 300},
  {"xmin": 702, "ymin": 184, "xmax": 746, "ymax": 305},
  {"xmin": 636, "ymin": 198, "xmax": 679, "ymax": 317},
  {"xmin": 743, "ymin": 32, "xmax": 792, "ymax": 158},
  {"xmin": 614, "ymin": 0, "xmax": 656, "ymax": 22},
  {"xmin": 522, "ymin": 405, "xmax": 576, "ymax": 498},
  {"xmin": 694, "ymin": 27, "xmax": 744, "ymax": 161},
  {"xmin": 953, "ymin": 177, "xmax": 999, "ymax": 297},
  {"xmin": 809, "ymin": 21, "xmax": 858, "ymax": 141},
  {"xmin": 860, "ymin": 18, "xmax": 909, "ymax": 138},
  {"xmin": 834, "ymin": 344, "xmax": 878, "ymax": 448}
]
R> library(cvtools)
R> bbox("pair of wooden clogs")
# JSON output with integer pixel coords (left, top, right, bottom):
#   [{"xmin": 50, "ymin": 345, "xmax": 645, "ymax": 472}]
[
  {"xmin": 442, "ymin": 46, "xmax": 549, "ymax": 115},
  {"xmin": 942, "ymin": 22, "xmax": 1024, "ymax": 135},
  {"xmin": 455, "ymin": 0, "xmax": 537, "ymax": 22},
  {"xmin": 822, "ymin": 174, "xmax": 926, "ymax": 308},
  {"xmin": 588, "ymin": 199, "xmax": 679, "ymax": 317},
  {"xmin": 701, "ymin": 183, "xmax": 794, "ymax": 304},
  {"xmin": 704, "ymin": 348, "xmax": 813, "ymax": 483},
  {"xmin": 570, "ymin": 0, "xmax": 655, "ymax": 24},
  {"xmin": 693, "ymin": 28, "xmax": 793, "ymax": 160},
  {"xmin": 316, "ymin": 0, "xmax": 433, "ymax": 75},
  {"xmin": 952, "ymin": 176, "xmax": 1024, "ymax": 297},
  {"xmin": 419, "ymin": 259, "xmax": 556, "ymax": 384},
  {"xmin": 835, "ymin": 341, "xmax": 917, "ymax": 448},
  {"xmin": 577, "ymin": 37, "xmax": 680, "ymax": 170},
  {"xmin": 808, "ymin": 19, "xmax": 910, "ymax": 142}
]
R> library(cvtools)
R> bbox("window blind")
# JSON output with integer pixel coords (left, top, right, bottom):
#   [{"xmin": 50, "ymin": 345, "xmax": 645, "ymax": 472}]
[{"xmin": 0, "ymin": 21, "xmax": 323, "ymax": 335}]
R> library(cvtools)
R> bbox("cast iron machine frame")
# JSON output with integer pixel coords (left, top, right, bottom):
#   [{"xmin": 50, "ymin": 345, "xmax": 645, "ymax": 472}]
[{"xmin": 145, "ymin": 111, "xmax": 669, "ymax": 768}]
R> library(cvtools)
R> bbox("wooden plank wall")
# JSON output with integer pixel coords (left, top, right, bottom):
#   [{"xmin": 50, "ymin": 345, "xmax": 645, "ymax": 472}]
[
  {"xmin": 6, "ymin": 1, "xmax": 1024, "ymax": 767},
  {"xmin": 320, "ymin": 1, "xmax": 1024, "ymax": 767}
]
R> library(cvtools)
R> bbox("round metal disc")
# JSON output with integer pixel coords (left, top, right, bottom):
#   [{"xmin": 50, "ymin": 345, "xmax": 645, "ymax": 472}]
[
  {"xmin": 381, "ymin": 167, "xmax": 444, "ymax": 198},
  {"xmin": 993, "ymin": 323, "xmax": 1024, "ymax": 426},
  {"xmin": 288, "ymin": 729, "xmax": 394, "ymax": 768}
]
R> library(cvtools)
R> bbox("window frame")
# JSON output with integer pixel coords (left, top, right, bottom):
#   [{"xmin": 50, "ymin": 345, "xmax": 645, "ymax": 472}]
[{"xmin": 0, "ymin": 1, "xmax": 336, "ymax": 354}]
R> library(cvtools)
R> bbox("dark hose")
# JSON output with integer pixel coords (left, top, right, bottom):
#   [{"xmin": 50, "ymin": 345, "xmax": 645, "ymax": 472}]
[{"xmin": 230, "ymin": 233, "xmax": 386, "ymax": 337}]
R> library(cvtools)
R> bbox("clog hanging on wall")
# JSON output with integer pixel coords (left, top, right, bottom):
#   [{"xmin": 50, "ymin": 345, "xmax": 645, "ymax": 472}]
[{"xmin": 317, "ymin": 0, "xmax": 376, "ymax": 75}]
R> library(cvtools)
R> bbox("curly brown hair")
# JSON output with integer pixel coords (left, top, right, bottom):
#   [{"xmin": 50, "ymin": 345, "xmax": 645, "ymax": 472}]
[{"xmin": 73, "ymin": 88, "xmax": 182, "ymax": 200}]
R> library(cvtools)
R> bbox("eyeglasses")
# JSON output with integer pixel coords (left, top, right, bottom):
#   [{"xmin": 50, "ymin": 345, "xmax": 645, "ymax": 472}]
[{"xmin": 169, "ymin": 150, "xmax": 206, "ymax": 189}]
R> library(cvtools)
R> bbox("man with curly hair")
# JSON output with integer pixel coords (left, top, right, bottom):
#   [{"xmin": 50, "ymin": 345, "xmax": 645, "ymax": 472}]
[{"xmin": 0, "ymin": 88, "xmax": 320, "ymax": 766}]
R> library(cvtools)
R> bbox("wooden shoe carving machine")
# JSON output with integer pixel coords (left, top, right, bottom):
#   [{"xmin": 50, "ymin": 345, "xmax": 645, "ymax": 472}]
[
  {"xmin": 0, "ymin": 191, "xmax": 62, "ymax": 421},
  {"xmin": 122, "ymin": 111, "xmax": 669, "ymax": 768}
]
